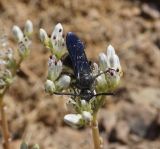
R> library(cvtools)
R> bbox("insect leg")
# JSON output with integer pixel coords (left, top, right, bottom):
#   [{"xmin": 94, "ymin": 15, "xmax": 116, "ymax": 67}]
[
  {"xmin": 53, "ymin": 92, "xmax": 79, "ymax": 97},
  {"xmin": 93, "ymin": 68, "xmax": 116, "ymax": 80}
]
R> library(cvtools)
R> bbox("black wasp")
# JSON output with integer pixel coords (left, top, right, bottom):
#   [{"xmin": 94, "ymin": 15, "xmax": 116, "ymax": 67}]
[{"xmin": 53, "ymin": 32, "xmax": 113, "ymax": 101}]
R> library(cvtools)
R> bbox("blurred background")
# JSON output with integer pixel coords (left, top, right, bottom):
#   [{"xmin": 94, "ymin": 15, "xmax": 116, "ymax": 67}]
[{"xmin": 0, "ymin": 0, "xmax": 160, "ymax": 149}]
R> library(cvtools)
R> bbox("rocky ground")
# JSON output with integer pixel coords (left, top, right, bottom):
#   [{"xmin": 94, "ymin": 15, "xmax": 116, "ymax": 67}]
[{"xmin": 0, "ymin": 0, "xmax": 160, "ymax": 149}]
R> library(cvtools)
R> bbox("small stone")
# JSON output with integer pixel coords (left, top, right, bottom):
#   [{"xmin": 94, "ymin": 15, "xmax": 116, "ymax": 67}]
[
  {"xmin": 142, "ymin": 4, "xmax": 160, "ymax": 19},
  {"xmin": 115, "ymin": 121, "xmax": 130, "ymax": 143}
]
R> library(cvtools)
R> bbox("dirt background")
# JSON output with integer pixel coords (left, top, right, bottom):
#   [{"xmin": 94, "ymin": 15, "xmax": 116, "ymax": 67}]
[{"xmin": 0, "ymin": 0, "xmax": 160, "ymax": 149}]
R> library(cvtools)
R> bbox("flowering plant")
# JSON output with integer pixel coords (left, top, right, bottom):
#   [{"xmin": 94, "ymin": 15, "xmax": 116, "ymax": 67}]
[
  {"xmin": 0, "ymin": 20, "xmax": 33, "ymax": 149},
  {"xmin": 40, "ymin": 23, "xmax": 122, "ymax": 149}
]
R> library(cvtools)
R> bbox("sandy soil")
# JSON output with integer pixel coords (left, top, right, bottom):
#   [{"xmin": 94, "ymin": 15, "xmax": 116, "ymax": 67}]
[{"xmin": 0, "ymin": 0, "xmax": 160, "ymax": 149}]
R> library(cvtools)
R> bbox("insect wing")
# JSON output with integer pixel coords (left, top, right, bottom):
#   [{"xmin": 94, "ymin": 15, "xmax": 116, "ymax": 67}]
[{"xmin": 66, "ymin": 32, "xmax": 91, "ymax": 78}]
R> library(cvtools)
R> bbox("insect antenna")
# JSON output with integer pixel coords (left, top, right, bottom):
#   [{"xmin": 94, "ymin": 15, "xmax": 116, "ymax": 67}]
[{"xmin": 93, "ymin": 92, "xmax": 115, "ymax": 97}]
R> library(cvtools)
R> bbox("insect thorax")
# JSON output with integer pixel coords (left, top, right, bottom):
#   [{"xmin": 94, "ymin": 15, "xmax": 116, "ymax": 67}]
[
  {"xmin": 76, "ymin": 73, "xmax": 94, "ymax": 90},
  {"xmin": 80, "ymin": 89, "xmax": 94, "ymax": 101}
]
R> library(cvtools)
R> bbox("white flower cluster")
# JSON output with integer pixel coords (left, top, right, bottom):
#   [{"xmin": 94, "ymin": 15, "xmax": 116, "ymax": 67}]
[
  {"xmin": 12, "ymin": 20, "xmax": 33, "ymax": 59},
  {"xmin": 0, "ymin": 20, "xmax": 33, "ymax": 93},
  {"xmin": 40, "ymin": 24, "xmax": 71, "ymax": 94},
  {"xmin": 41, "ymin": 23, "xmax": 122, "ymax": 128},
  {"xmin": 45, "ymin": 55, "xmax": 71, "ymax": 93},
  {"xmin": 39, "ymin": 23, "xmax": 65, "ymax": 59},
  {"xmin": 65, "ymin": 99, "xmax": 93, "ymax": 127},
  {"xmin": 96, "ymin": 45, "xmax": 122, "ymax": 92}
]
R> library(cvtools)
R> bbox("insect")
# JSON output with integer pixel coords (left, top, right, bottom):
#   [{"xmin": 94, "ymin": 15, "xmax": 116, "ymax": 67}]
[{"xmin": 53, "ymin": 32, "xmax": 114, "ymax": 101}]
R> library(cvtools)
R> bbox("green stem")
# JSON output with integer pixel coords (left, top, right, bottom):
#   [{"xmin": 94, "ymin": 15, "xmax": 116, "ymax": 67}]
[
  {"xmin": 0, "ymin": 95, "xmax": 10, "ymax": 149},
  {"xmin": 91, "ymin": 112, "xmax": 103, "ymax": 149}
]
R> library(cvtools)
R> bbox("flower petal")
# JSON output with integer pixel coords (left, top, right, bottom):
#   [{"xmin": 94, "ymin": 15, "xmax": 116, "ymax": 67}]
[
  {"xmin": 50, "ymin": 23, "xmax": 65, "ymax": 57},
  {"xmin": 39, "ymin": 28, "xmax": 48, "ymax": 43},
  {"xmin": 82, "ymin": 111, "xmax": 92, "ymax": 122},
  {"xmin": 107, "ymin": 44, "xmax": 115, "ymax": 57},
  {"xmin": 48, "ymin": 55, "xmax": 62, "ymax": 81},
  {"xmin": 64, "ymin": 114, "xmax": 82, "ymax": 127},
  {"xmin": 12, "ymin": 25, "xmax": 23, "ymax": 42},
  {"xmin": 45, "ymin": 79, "xmax": 55, "ymax": 93},
  {"xmin": 56, "ymin": 75, "xmax": 71, "ymax": 90},
  {"xmin": 24, "ymin": 20, "xmax": 33, "ymax": 36},
  {"xmin": 99, "ymin": 52, "xmax": 108, "ymax": 71}
]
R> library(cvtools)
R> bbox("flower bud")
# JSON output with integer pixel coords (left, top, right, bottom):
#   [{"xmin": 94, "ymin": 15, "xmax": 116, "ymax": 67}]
[
  {"xmin": 0, "ymin": 60, "xmax": 6, "ymax": 65},
  {"xmin": 82, "ymin": 111, "xmax": 92, "ymax": 122},
  {"xmin": 39, "ymin": 28, "xmax": 49, "ymax": 44},
  {"xmin": 105, "ymin": 69, "xmax": 121, "ymax": 91},
  {"xmin": 24, "ymin": 20, "xmax": 33, "ymax": 37},
  {"xmin": 92, "ymin": 62, "xmax": 99, "ymax": 76},
  {"xmin": 3, "ymin": 69, "xmax": 13, "ymax": 84},
  {"xmin": 55, "ymin": 75, "xmax": 71, "ymax": 90},
  {"xmin": 99, "ymin": 53, "xmax": 108, "ymax": 71},
  {"xmin": 64, "ymin": 114, "xmax": 82, "ymax": 127},
  {"xmin": 113, "ymin": 54, "xmax": 121, "ymax": 70},
  {"xmin": 51, "ymin": 23, "xmax": 63, "ymax": 39},
  {"xmin": 96, "ymin": 73, "xmax": 107, "ymax": 91},
  {"xmin": 51, "ymin": 23, "xmax": 65, "ymax": 58},
  {"xmin": 81, "ymin": 100, "xmax": 87, "ymax": 106},
  {"xmin": 48, "ymin": 55, "xmax": 62, "ymax": 81},
  {"xmin": 45, "ymin": 79, "xmax": 55, "ymax": 94},
  {"xmin": 107, "ymin": 44, "xmax": 115, "ymax": 57},
  {"xmin": 106, "ymin": 45, "xmax": 121, "ymax": 70},
  {"xmin": 0, "ymin": 30, "xmax": 8, "ymax": 48},
  {"xmin": 6, "ymin": 48, "xmax": 13, "ymax": 60},
  {"xmin": 18, "ymin": 37, "xmax": 30, "ymax": 58},
  {"xmin": 12, "ymin": 25, "xmax": 23, "ymax": 42}
]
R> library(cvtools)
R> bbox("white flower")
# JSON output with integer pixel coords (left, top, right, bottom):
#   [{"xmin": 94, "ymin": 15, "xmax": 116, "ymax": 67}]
[
  {"xmin": 0, "ymin": 50, "xmax": 5, "ymax": 58},
  {"xmin": 113, "ymin": 54, "xmax": 121, "ymax": 70},
  {"xmin": 5, "ymin": 48, "xmax": 13, "ymax": 60},
  {"xmin": 106, "ymin": 45, "xmax": 121, "ymax": 70},
  {"xmin": 0, "ymin": 31, "xmax": 8, "ymax": 48},
  {"xmin": 48, "ymin": 55, "xmax": 62, "ymax": 81},
  {"xmin": 82, "ymin": 111, "xmax": 92, "ymax": 122},
  {"xmin": 55, "ymin": 75, "xmax": 71, "ymax": 90},
  {"xmin": 96, "ymin": 73, "xmax": 107, "ymax": 91},
  {"xmin": 51, "ymin": 23, "xmax": 65, "ymax": 57},
  {"xmin": 24, "ymin": 20, "xmax": 33, "ymax": 36},
  {"xmin": 18, "ymin": 37, "xmax": 31, "ymax": 58},
  {"xmin": 107, "ymin": 45, "xmax": 115, "ymax": 57},
  {"xmin": 0, "ymin": 60, "xmax": 6, "ymax": 65},
  {"xmin": 96, "ymin": 44, "xmax": 122, "ymax": 91},
  {"xmin": 12, "ymin": 25, "xmax": 23, "ymax": 42},
  {"xmin": 99, "ymin": 53, "xmax": 108, "ymax": 71},
  {"xmin": 51, "ymin": 23, "xmax": 63, "ymax": 40},
  {"xmin": 64, "ymin": 114, "xmax": 82, "ymax": 127},
  {"xmin": 81, "ymin": 100, "xmax": 87, "ymax": 106},
  {"xmin": 39, "ymin": 28, "xmax": 48, "ymax": 43},
  {"xmin": 45, "ymin": 79, "xmax": 55, "ymax": 93},
  {"xmin": 105, "ymin": 69, "xmax": 121, "ymax": 91},
  {"xmin": 3, "ymin": 69, "xmax": 12, "ymax": 78},
  {"xmin": 92, "ymin": 62, "xmax": 99, "ymax": 76}
]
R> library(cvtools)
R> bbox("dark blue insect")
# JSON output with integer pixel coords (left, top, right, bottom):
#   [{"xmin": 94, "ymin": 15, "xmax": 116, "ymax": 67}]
[
  {"xmin": 66, "ymin": 32, "xmax": 95, "ymax": 100},
  {"xmin": 53, "ymin": 32, "xmax": 114, "ymax": 101}
]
